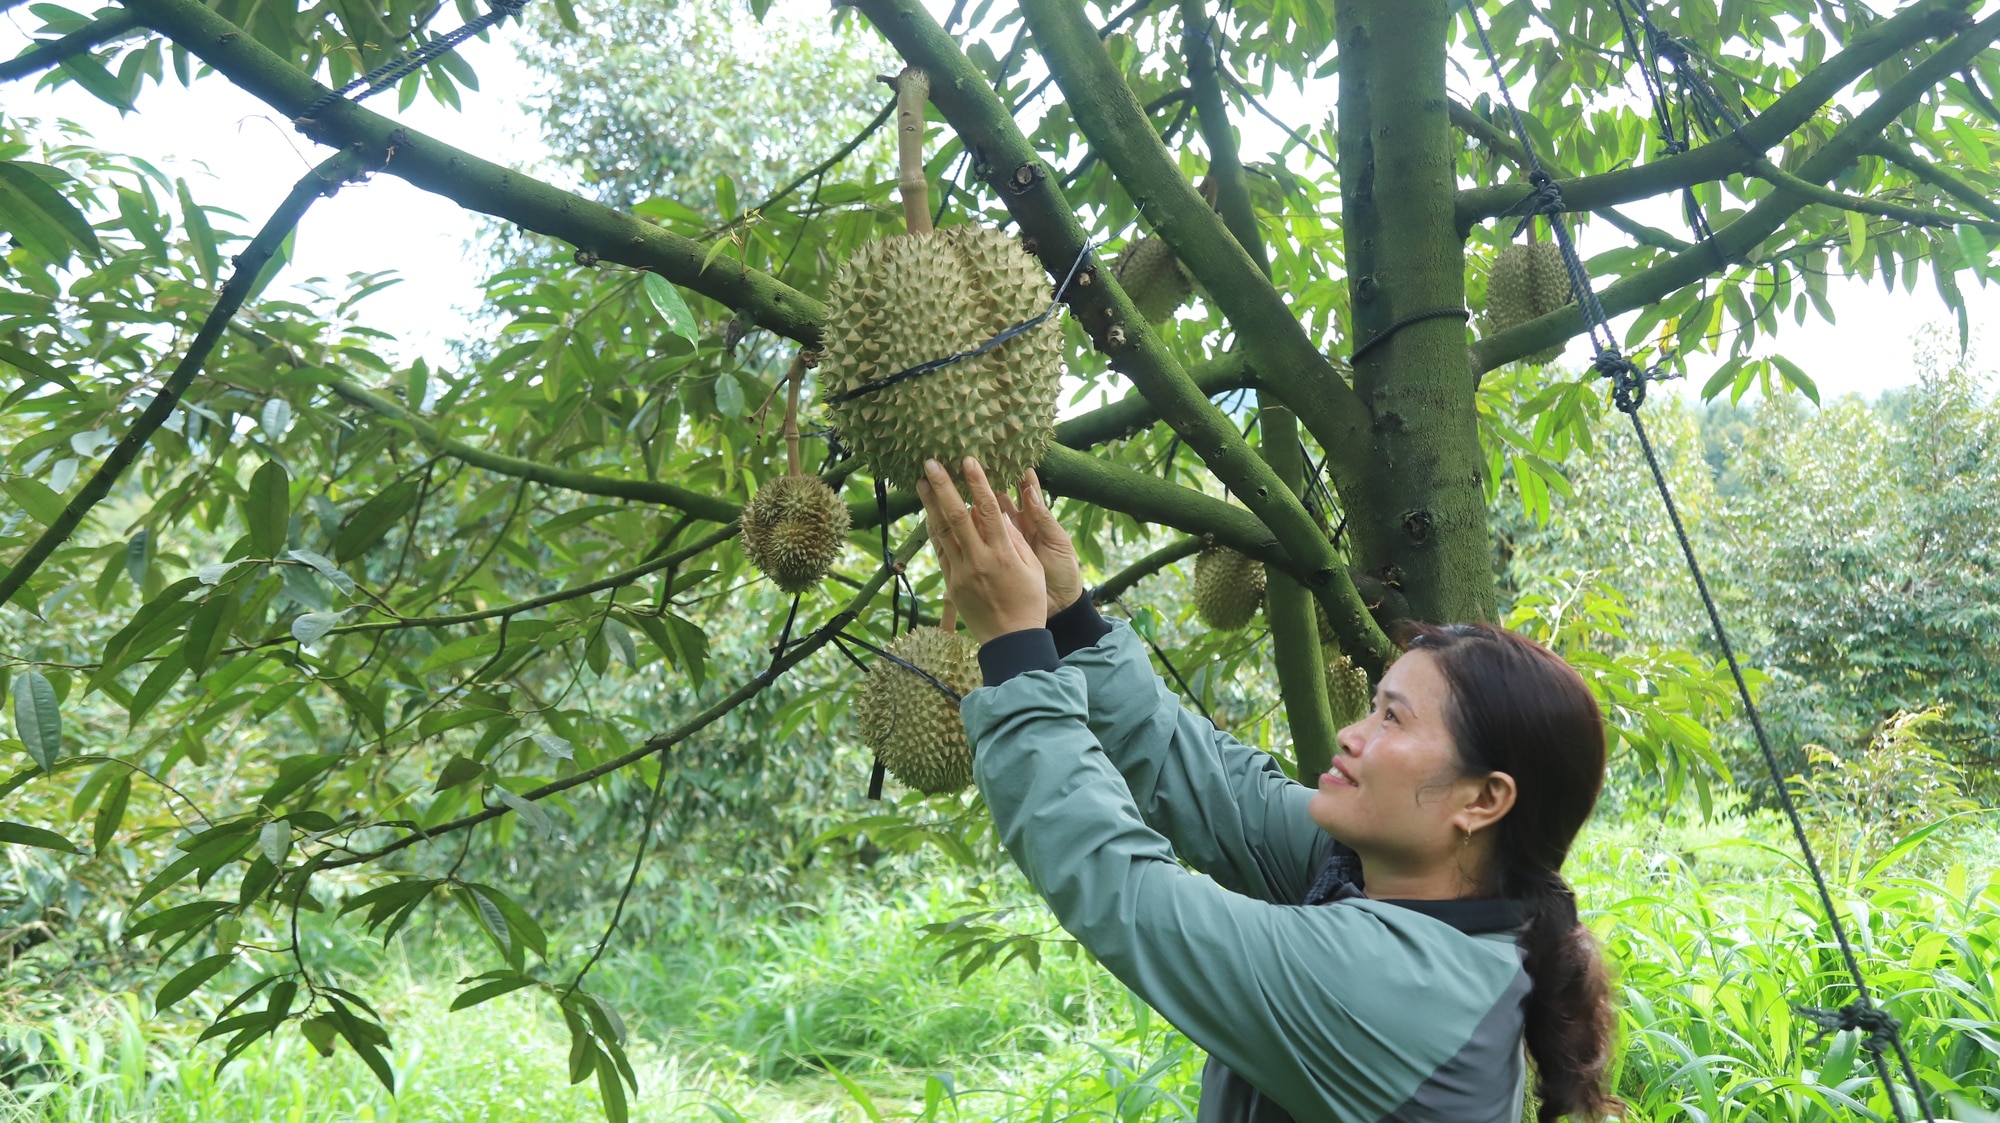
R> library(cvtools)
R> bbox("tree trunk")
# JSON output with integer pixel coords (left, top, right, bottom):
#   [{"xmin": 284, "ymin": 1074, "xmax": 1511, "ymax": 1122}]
[{"xmin": 1336, "ymin": 0, "xmax": 1495, "ymax": 626}]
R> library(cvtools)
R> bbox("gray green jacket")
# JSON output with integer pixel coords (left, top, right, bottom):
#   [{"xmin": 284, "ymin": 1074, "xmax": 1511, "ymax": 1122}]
[{"xmin": 961, "ymin": 599, "xmax": 1530, "ymax": 1123}]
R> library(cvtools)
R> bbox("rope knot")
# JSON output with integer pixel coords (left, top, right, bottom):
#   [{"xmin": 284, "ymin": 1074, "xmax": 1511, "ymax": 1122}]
[
  {"xmin": 1593, "ymin": 349, "xmax": 1648, "ymax": 414},
  {"xmin": 1509, "ymin": 172, "xmax": 1567, "ymax": 237},
  {"xmin": 1797, "ymin": 1001, "xmax": 1904, "ymax": 1056}
]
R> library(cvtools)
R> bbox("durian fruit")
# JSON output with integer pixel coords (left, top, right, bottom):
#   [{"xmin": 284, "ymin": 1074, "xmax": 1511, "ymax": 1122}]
[
  {"xmin": 1325, "ymin": 651, "xmax": 1372, "ymax": 725},
  {"xmin": 1111, "ymin": 235, "xmax": 1194, "ymax": 323},
  {"xmin": 818, "ymin": 67, "xmax": 1062, "ymax": 492},
  {"xmin": 856, "ymin": 625, "xmax": 982, "ymax": 794},
  {"xmin": 741, "ymin": 475, "xmax": 849, "ymax": 593},
  {"xmin": 1483, "ymin": 240, "xmax": 1570, "ymax": 364},
  {"xmin": 1193, "ymin": 546, "xmax": 1266, "ymax": 631}
]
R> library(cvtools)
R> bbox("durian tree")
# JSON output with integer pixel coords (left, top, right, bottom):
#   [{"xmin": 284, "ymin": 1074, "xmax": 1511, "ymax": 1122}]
[{"xmin": 6, "ymin": 0, "xmax": 2000, "ymax": 1107}]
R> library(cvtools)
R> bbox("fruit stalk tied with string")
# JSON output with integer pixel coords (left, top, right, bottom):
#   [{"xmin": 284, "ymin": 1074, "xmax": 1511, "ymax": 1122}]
[
  {"xmin": 818, "ymin": 65, "xmax": 1063, "ymax": 492},
  {"xmin": 740, "ymin": 352, "xmax": 850, "ymax": 593}
]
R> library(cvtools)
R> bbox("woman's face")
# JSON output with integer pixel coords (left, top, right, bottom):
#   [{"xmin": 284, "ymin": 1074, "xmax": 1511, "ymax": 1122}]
[{"xmin": 1308, "ymin": 651, "xmax": 1478, "ymax": 872}]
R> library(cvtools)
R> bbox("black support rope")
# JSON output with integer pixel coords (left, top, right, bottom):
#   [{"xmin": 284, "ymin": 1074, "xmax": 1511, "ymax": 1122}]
[
  {"xmin": 296, "ymin": 0, "xmax": 528, "ymax": 123},
  {"xmin": 1466, "ymin": 4, "xmax": 1934, "ymax": 1118}
]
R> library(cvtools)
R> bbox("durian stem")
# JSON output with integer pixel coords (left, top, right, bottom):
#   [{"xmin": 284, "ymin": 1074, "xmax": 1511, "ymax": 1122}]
[
  {"xmin": 895, "ymin": 66, "xmax": 934, "ymax": 235},
  {"xmin": 783, "ymin": 353, "xmax": 806, "ymax": 477},
  {"xmin": 939, "ymin": 600, "xmax": 957, "ymax": 633}
]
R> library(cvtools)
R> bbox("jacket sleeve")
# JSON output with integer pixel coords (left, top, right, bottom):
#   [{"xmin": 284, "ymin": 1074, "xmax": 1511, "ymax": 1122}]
[
  {"xmin": 963, "ymin": 666, "xmax": 1519, "ymax": 1123},
  {"xmin": 1047, "ymin": 601, "xmax": 1327, "ymax": 904}
]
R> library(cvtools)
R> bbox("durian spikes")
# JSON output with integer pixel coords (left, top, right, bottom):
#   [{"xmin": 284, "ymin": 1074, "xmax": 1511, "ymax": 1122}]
[
  {"xmin": 741, "ymin": 352, "xmax": 849, "ymax": 593},
  {"xmin": 895, "ymin": 67, "xmax": 933, "ymax": 235}
]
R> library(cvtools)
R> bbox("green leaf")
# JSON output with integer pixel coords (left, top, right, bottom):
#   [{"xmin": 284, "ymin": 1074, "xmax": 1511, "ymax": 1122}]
[
  {"xmin": 156, "ymin": 953, "xmax": 235, "ymax": 1013},
  {"xmin": 432, "ymin": 755, "xmax": 486, "ymax": 792},
  {"xmin": 12, "ymin": 671, "xmax": 61, "ymax": 770},
  {"xmin": 176, "ymin": 178, "xmax": 220, "ymax": 285},
  {"xmin": 0, "ymin": 160, "xmax": 101, "ymax": 260},
  {"xmin": 1844, "ymin": 210, "xmax": 1869, "ymax": 267},
  {"xmin": 299, "ymin": 1015, "xmax": 339, "ymax": 1057},
  {"xmin": 258, "ymin": 753, "xmax": 343, "ymax": 809},
  {"xmin": 245, "ymin": 460, "xmax": 290, "ymax": 557},
  {"xmin": 125, "ymin": 529, "xmax": 150, "ymax": 586},
  {"xmin": 595, "ymin": 1048, "xmax": 630, "ymax": 1123},
  {"xmin": 491, "ymin": 784, "xmax": 554, "ymax": 839},
  {"xmin": 713, "ymin": 372, "xmax": 745, "ymax": 418},
  {"xmin": 257, "ymin": 820, "xmax": 290, "ymax": 866},
  {"xmin": 333, "ymin": 478, "xmax": 422, "ymax": 562},
  {"xmin": 57, "ymin": 53, "xmax": 134, "ymax": 112},
  {"xmin": 290, "ymin": 611, "xmax": 344, "ymax": 645},
  {"xmin": 3, "ymin": 477, "xmax": 66, "ymax": 527},
  {"xmin": 449, "ymin": 971, "xmax": 537, "ymax": 1011},
  {"xmin": 642, "ymin": 273, "xmax": 699, "ymax": 345},
  {"xmin": 125, "ymin": 899, "xmax": 231, "ymax": 940},
  {"xmin": 1768, "ymin": 354, "xmax": 1820, "ymax": 405},
  {"xmin": 0, "ymin": 821, "xmax": 79, "ymax": 852},
  {"xmin": 93, "ymin": 773, "xmax": 130, "ymax": 851},
  {"xmin": 0, "ymin": 342, "xmax": 76, "ymax": 391}
]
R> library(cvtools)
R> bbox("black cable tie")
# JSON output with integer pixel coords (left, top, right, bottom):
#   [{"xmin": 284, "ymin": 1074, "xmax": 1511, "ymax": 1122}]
[
  {"xmin": 867, "ymin": 758, "xmax": 887, "ymax": 801},
  {"xmin": 822, "ymin": 239, "xmax": 1096, "ymax": 407},
  {"xmin": 1349, "ymin": 306, "xmax": 1471, "ymax": 364},
  {"xmin": 836, "ymin": 631, "xmax": 963, "ymax": 703}
]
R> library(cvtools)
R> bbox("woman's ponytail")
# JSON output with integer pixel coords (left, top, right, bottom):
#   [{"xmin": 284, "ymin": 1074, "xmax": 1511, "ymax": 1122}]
[
  {"xmin": 1402, "ymin": 623, "xmax": 1622, "ymax": 1122},
  {"xmin": 1517, "ymin": 871, "xmax": 1617, "ymax": 1123}
]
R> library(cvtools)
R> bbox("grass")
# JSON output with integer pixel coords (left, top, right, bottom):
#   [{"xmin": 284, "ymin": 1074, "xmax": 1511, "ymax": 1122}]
[{"xmin": 5, "ymin": 810, "xmax": 2000, "ymax": 1121}]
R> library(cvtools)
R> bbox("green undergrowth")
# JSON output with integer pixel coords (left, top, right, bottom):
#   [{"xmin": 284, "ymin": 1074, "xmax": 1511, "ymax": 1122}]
[{"xmin": 6, "ymin": 812, "xmax": 2000, "ymax": 1121}]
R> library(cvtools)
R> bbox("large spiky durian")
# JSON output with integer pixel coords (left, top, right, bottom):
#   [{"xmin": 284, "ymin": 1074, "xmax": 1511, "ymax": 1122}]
[
  {"xmin": 740, "ymin": 475, "xmax": 849, "ymax": 593},
  {"xmin": 1324, "ymin": 652, "xmax": 1371, "ymax": 725},
  {"xmin": 1484, "ymin": 241, "xmax": 1571, "ymax": 364},
  {"xmin": 819, "ymin": 224, "xmax": 1062, "ymax": 491},
  {"xmin": 1111, "ymin": 235, "xmax": 1195, "ymax": 323},
  {"xmin": 1193, "ymin": 546, "xmax": 1267, "ymax": 631},
  {"xmin": 856, "ymin": 626, "xmax": 982, "ymax": 794}
]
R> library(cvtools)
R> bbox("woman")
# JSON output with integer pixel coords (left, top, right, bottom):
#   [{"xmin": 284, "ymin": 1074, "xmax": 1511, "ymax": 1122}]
[{"xmin": 915, "ymin": 456, "xmax": 1619, "ymax": 1123}]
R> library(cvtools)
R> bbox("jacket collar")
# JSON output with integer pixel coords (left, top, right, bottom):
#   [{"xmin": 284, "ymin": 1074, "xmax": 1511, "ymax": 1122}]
[{"xmin": 1306, "ymin": 841, "xmax": 1532, "ymax": 935}]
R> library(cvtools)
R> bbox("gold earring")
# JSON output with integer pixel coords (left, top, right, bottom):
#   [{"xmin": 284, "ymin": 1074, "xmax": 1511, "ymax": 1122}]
[{"xmin": 1460, "ymin": 828, "xmax": 1473, "ymax": 848}]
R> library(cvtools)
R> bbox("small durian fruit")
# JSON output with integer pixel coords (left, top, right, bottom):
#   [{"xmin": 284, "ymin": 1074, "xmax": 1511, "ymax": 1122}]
[
  {"xmin": 741, "ymin": 475, "xmax": 849, "ymax": 593},
  {"xmin": 1193, "ymin": 546, "xmax": 1267, "ymax": 631},
  {"xmin": 818, "ymin": 67, "xmax": 1062, "ymax": 492},
  {"xmin": 1325, "ymin": 652, "xmax": 1372, "ymax": 725},
  {"xmin": 1111, "ymin": 235, "xmax": 1195, "ymax": 323},
  {"xmin": 1483, "ymin": 241, "xmax": 1567, "ymax": 364},
  {"xmin": 856, "ymin": 626, "xmax": 982, "ymax": 795}
]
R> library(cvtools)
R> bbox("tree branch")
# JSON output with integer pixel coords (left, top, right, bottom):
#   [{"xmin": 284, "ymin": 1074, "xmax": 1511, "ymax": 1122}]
[
  {"xmin": 0, "ymin": 149, "xmax": 369, "ymax": 611},
  {"xmin": 1749, "ymin": 155, "xmax": 2000, "ymax": 234},
  {"xmin": 1052, "ymin": 351, "xmax": 1255, "ymax": 449},
  {"xmin": 1037, "ymin": 444, "xmax": 1297, "ymax": 571},
  {"xmin": 123, "ymin": 0, "xmax": 828, "ymax": 346},
  {"xmin": 1864, "ymin": 135, "xmax": 2000, "ymax": 223},
  {"xmin": 1471, "ymin": 10, "xmax": 2000, "ymax": 374},
  {"xmin": 321, "ymin": 528, "xmax": 929, "ymax": 868},
  {"xmin": 1090, "ymin": 535, "xmax": 1200, "ymax": 603},
  {"xmin": 852, "ymin": 0, "xmax": 1392, "ymax": 674},
  {"xmin": 1454, "ymin": 0, "xmax": 1979, "ymax": 230},
  {"xmin": 0, "ymin": 9, "xmax": 144, "ymax": 83},
  {"xmin": 1013, "ymin": 0, "xmax": 1376, "ymax": 494},
  {"xmin": 1182, "ymin": 3, "xmax": 1338, "ymax": 770},
  {"xmin": 1449, "ymin": 99, "xmax": 1692, "ymax": 252}
]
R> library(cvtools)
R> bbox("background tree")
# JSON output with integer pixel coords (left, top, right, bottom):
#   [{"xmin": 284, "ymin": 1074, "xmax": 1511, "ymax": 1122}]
[{"xmin": 5, "ymin": 0, "xmax": 2000, "ymax": 1111}]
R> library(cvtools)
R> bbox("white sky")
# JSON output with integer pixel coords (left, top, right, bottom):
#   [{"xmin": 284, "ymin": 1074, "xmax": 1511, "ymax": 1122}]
[{"xmin": 6, "ymin": 1, "xmax": 1991, "ymax": 401}]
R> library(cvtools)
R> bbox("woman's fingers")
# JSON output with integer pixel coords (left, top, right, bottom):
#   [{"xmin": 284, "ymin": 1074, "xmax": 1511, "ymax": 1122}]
[
  {"xmin": 918, "ymin": 462, "xmax": 973, "ymax": 548},
  {"xmin": 958, "ymin": 457, "xmax": 1012, "ymax": 547}
]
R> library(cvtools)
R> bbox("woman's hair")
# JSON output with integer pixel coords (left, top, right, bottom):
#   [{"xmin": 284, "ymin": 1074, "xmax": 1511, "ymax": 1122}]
[{"xmin": 1402, "ymin": 622, "xmax": 1620, "ymax": 1123}]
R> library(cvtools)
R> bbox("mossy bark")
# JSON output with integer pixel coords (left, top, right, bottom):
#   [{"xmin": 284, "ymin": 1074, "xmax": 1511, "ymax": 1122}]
[{"xmin": 1336, "ymin": 0, "xmax": 1495, "ymax": 625}]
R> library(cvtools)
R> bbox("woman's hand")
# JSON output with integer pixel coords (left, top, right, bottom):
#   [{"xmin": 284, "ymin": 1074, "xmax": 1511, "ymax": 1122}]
[
  {"xmin": 996, "ymin": 469, "xmax": 1083, "ymax": 619},
  {"xmin": 917, "ymin": 457, "xmax": 1047, "ymax": 643}
]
